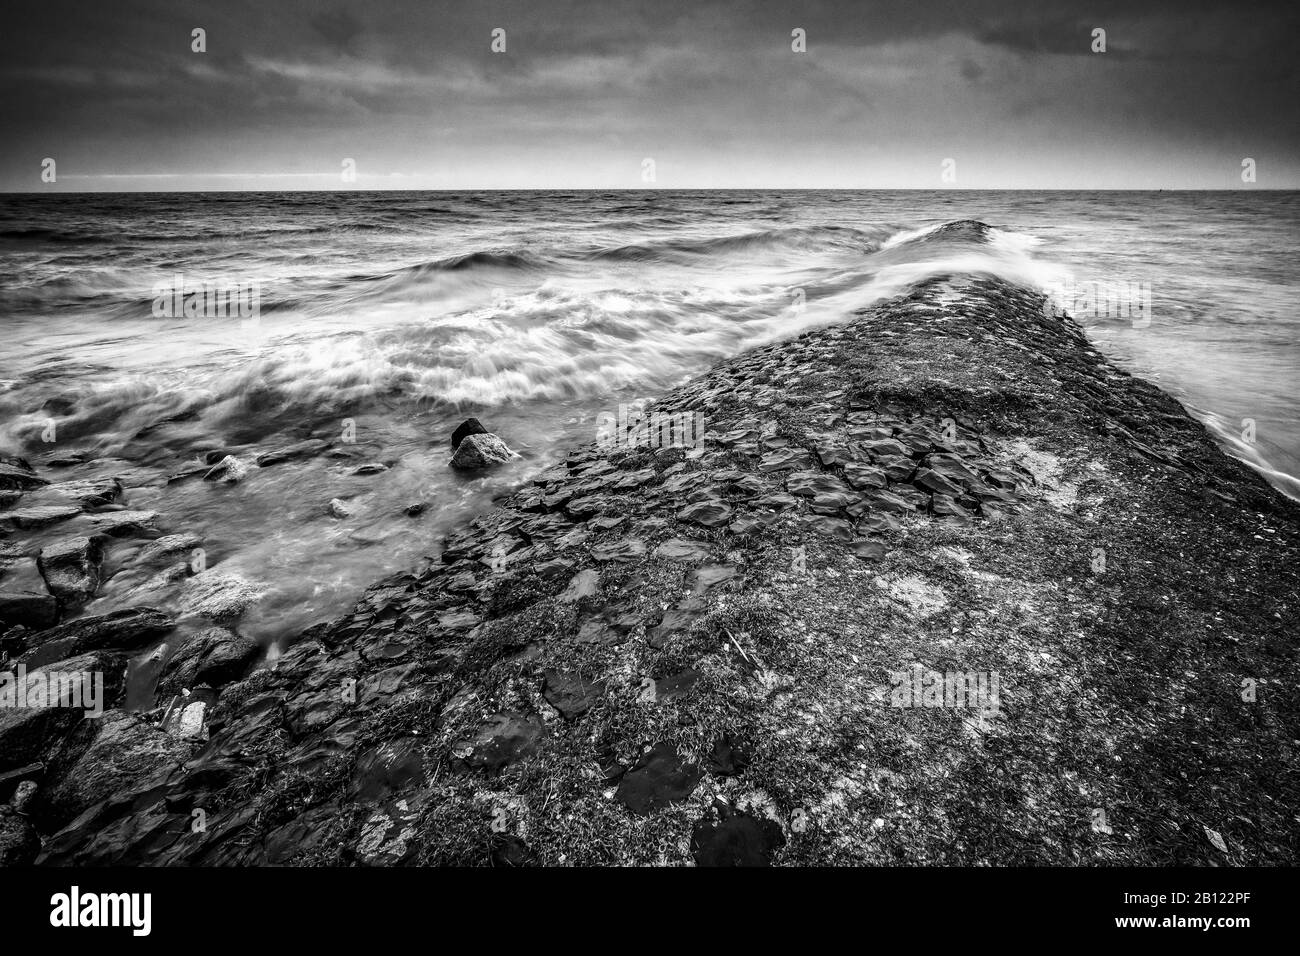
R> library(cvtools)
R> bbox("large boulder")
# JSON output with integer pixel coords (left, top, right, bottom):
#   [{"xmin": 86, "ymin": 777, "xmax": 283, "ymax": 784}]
[
  {"xmin": 37, "ymin": 535, "xmax": 106, "ymax": 605},
  {"xmin": 450, "ymin": 418, "xmax": 489, "ymax": 450},
  {"xmin": 449, "ymin": 433, "xmax": 514, "ymax": 470},
  {"xmin": 155, "ymin": 627, "xmax": 259, "ymax": 696},
  {"xmin": 35, "ymin": 710, "xmax": 193, "ymax": 830},
  {"xmin": 0, "ymin": 651, "xmax": 125, "ymax": 772}
]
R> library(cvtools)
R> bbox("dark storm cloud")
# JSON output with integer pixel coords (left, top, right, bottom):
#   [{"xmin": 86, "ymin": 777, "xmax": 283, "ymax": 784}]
[
  {"xmin": 1, "ymin": 0, "xmax": 1296, "ymax": 188},
  {"xmin": 311, "ymin": 8, "xmax": 366, "ymax": 56}
]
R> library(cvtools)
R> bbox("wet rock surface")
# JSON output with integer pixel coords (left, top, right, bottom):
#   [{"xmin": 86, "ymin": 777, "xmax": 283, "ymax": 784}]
[
  {"xmin": 154, "ymin": 627, "xmax": 259, "ymax": 697},
  {"xmin": 36, "ymin": 535, "xmax": 105, "ymax": 605},
  {"xmin": 9, "ymin": 270, "xmax": 1300, "ymax": 867},
  {"xmin": 450, "ymin": 432, "xmax": 515, "ymax": 470}
]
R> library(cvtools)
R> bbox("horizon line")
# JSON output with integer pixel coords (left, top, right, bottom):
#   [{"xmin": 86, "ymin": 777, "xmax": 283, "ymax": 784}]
[{"xmin": 2, "ymin": 186, "xmax": 1294, "ymax": 196}]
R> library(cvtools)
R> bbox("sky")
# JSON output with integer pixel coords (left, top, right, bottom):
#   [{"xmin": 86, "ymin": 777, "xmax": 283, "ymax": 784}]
[{"xmin": 1, "ymin": 0, "xmax": 1296, "ymax": 191}]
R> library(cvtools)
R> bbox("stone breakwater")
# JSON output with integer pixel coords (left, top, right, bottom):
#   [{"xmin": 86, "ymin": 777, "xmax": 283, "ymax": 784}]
[{"xmin": 6, "ymin": 269, "xmax": 1299, "ymax": 866}]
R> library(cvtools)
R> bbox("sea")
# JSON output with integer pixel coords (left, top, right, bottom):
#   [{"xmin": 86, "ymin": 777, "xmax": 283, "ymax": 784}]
[{"xmin": 1, "ymin": 190, "xmax": 1296, "ymax": 648}]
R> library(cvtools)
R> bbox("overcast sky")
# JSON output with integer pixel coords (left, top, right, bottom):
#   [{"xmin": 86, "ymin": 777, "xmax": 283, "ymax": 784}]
[{"xmin": 2, "ymin": 0, "xmax": 1296, "ymax": 190}]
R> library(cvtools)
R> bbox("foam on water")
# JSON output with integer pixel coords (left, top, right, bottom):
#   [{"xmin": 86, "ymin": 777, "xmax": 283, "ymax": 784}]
[{"xmin": 1, "ymin": 189, "xmax": 1296, "ymax": 646}]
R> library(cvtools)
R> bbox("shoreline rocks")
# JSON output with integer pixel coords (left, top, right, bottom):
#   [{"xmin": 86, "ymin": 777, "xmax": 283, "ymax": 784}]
[{"xmin": 11, "ymin": 268, "xmax": 1300, "ymax": 867}]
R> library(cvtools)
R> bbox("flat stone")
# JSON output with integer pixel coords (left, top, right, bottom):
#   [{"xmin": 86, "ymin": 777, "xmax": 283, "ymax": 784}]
[
  {"xmin": 843, "ymin": 462, "xmax": 888, "ymax": 490},
  {"xmin": 255, "ymin": 439, "xmax": 331, "ymax": 467},
  {"xmin": 349, "ymin": 737, "xmax": 426, "ymax": 801},
  {"xmin": 614, "ymin": 742, "xmax": 702, "ymax": 815},
  {"xmin": 691, "ymin": 813, "xmax": 786, "ymax": 866},
  {"xmin": 758, "ymin": 448, "xmax": 813, "ymax": 472},
  {"xmin": 867, "ymin": 490, "xmax": 916, "ymax": 513},
  {"xmin": 0, "ymin": 505, "xmax": 80, "ymax": 532},
  {"xmin": 931, "ymin": 494, "xmax": 974, "ymax": 518},
  {"xmin": 134, "ymin": 533, "xmax": 203, "ymax": 564},
  {"xmin": 176, "ymin": 574, "xmax": 267, "ymax": 622},
  {"xmin": 851, "ymin": 538, "xmax": 889, "ymax": 559},
  {"xmin": 542, "ymin": 670, "xmax": 603, "ymax": 720},
  {"xmin": 85, "ymin": 510, "xmax": 158, "ymax": 536},
  {"xmin": 452, "ymin": 713, "xmax": 544, "ymax": 774},
  {"xmin": 653, "ymin": 537, "xmax": 712, "ymax": 561},
  {"xmin": 678, "ymin": 500, "xmax": 732, "ymax": 528},
  {"xmin": 786, "ymin": 471, "xmax": 852, "ymax": 498},
  {"xmin": 857, "ymin": 438, "xmax": 911, "ymax": 458},
  {"xmin": 874, "ymin": 455, "xmax": 917, "ymax": 482},
  {"xmin": 591, "ymin": 537, "xmax": 646, "ymax": 562},
  {"xmin": 654, "ymin": 669, "xmax": 700, "ymax": 701},
  {"xmin": 803, "ymin": 515, "xmax": 854, "ymax": 540},
  {"xmin": 913, "ymin": 467, "xmax": 964, "ymax": 497}
]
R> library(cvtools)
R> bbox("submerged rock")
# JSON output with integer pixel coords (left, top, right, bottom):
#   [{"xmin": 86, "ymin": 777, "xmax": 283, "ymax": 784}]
[
  {"xmin": 255, "ymin": 439, "xmax": 331, "ymax": 467},
  {"xmin": 176, "ymin": 574, "xmax": 268, "ymax": 623},
  {"xmin": 0, "ymin": 505, "xmax": 80, "ymax": 532},
  {"xmin": 449, "ymin": 433, "xmax": 515, "ymax": 470}
]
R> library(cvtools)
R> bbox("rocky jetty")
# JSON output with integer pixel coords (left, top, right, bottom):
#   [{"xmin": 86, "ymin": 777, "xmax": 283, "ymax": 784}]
[{"xmin": 6, "ymin": 270, "xmax": 1298, "ymax": 866}]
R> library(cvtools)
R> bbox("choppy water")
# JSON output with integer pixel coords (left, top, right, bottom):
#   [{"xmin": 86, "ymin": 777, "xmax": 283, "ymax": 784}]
[{"xmin": 1, "ymin": 190, "xmax": 1296, "ymax": 646}]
